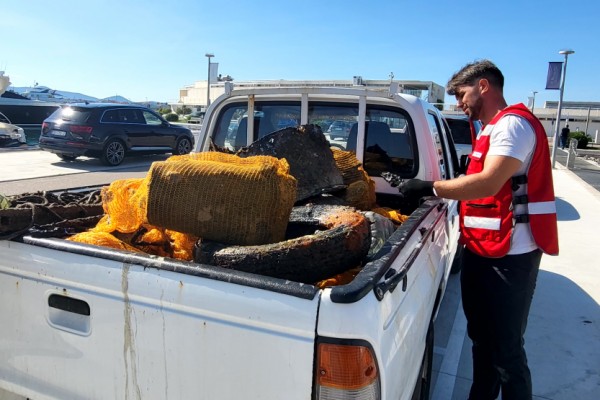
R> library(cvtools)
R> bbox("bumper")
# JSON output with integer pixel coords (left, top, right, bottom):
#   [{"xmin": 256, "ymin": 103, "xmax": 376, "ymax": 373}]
[{"xmin": 38, "ymin": 137, "xmax": 102, "ymax": 157}]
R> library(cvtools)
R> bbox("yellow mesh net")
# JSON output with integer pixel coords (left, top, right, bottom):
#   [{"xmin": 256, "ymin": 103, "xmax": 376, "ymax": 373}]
[
  {"xmin": 146, "ymin": 152, "xmax": 297, "ymax": 245},
  {"xmin": 331, "ymin": 148, "xmax": 376, "ymax": 210},
  {"xmin": 70, "ymin": 152, "xmax": 297, "ymax": 257},
  {"xmin": 95, "ymin": 178, "xmax": 149, "ymax": 233},
  {"xmin": 67, "ymin": 231, "xmax": 143, "ymax": 253},
  {"xmin": 372, "ymin": 207, "xmax": 410, "ymax": 225}
]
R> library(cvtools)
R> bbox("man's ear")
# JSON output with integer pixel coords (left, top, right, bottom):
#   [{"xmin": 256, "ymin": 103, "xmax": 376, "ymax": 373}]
[{"xmin": 478, "ymin": 78, "xmax": 490, "ymax": 94}]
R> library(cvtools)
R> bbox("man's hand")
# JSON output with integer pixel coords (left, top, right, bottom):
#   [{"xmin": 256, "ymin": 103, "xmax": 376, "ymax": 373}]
[
  {"xmin": 397, "ymin": 179, "xmax": 435, "ymax": 200},
  {"xmin": 381, "ymin": 173, "xmax": 435, "ymax": 200}
]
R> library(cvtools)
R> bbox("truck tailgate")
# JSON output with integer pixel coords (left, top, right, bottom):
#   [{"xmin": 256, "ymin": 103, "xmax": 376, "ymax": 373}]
[{"xmin": 0, "ymin": 240, "xmax": 320, "ymax": 400}]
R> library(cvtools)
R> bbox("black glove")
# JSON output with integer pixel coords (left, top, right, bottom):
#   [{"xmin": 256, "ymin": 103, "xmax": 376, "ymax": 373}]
[{"xmin": 397, "ymin": 179, "xmax": 435, "ymax": 200}]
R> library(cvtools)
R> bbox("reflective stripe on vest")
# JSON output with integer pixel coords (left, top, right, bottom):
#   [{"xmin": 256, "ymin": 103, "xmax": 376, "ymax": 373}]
[
  {"xmin": 528, "ymin": 201, "xmax": 556, "ymax": 215},
  {"xmin": 463, "ymin": 216, "xmax": 501, "ymax": 230}
]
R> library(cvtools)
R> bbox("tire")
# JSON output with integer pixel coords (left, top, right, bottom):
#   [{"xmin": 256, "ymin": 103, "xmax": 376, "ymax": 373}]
[
  {"xmin": 194, "ymin": 204, "xmax": 371, "ymax": 283},
  {"xmin": 411, "ymin": 321, "xmax": 434, "ymax": 400},
  {"xmin": 101, "ymin": 139, "xmax": 126, "ymax": 166},
  {"xmin": 450, "ymin": 244, "xmax": 464, "ymax": 274},
  {"xmin": 58, "ymin": 154, "xmax": 78, "ymax": 162},
  {"xmin": 173, "ymin": 136, "xmax": 193, "ymax": 155}
]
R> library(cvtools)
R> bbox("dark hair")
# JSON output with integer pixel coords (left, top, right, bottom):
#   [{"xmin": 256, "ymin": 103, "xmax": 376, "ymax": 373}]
[{"xmin": 446, "ymin": 59, "xmax": 504, "ymax": 95}]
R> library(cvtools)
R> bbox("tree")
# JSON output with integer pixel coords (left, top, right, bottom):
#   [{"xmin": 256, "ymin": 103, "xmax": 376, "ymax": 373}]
[{"xmin": 177, "ymin": 106, "xmax": 192, "ymax": 115}]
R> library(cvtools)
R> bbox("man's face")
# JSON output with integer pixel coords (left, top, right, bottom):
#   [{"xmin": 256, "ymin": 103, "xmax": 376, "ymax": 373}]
[{"xmin": 454, "ymin": 81, "xmax": 483, "ymax": 120}]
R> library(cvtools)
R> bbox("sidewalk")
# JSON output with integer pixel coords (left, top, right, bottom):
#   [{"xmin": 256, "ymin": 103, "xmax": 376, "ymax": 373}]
[
  {"xmin": 432, "ymin": 163, "xmax": 600, "ymax": 399},
  {"xmin": 554, "ymin": 144, "xmax": 600, "ymax": 191}
]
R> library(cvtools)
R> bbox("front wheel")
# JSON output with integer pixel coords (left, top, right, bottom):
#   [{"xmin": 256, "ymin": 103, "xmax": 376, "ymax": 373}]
[
  {"xmin": 101, "ymin": 139, "xmax": 126, "ymax": 166},
  {"xmin": 411, "ymin": 321, "xmax": 434, "ymax": 400},
  {"xmin": 173, "ymin": 137, "xmax": 192, "ymax": 155}
]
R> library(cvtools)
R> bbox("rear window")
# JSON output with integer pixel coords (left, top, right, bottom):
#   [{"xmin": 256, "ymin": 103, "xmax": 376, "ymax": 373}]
[
  {"xmin": 53, "ymin": 106, "xmax": 92, "ymax": 123},
  {"xmin": 446, "ymin": 118, "xmax": 472, "ymax": 145}
]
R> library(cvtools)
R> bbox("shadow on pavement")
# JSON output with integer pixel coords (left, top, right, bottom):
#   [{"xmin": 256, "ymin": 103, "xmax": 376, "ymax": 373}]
[
  {"xmin": 50, "ymin": 154, "xmax": 170, "ymax": 172},
  {"xmin": 555, "ymin": 197, "xmax": 580, "ymax": 221},
  {"xmin": 527, "ymin": 269, "xmax": 600, "ymax": 400}
]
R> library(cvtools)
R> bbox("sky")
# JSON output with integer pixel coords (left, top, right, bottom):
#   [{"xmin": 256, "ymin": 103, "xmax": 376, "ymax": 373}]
[{"xmin": 2, "ymin": 0, "xmax": 599, "ymax": 107}]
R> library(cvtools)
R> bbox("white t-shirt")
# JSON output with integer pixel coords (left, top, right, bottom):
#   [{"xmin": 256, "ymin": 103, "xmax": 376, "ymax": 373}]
[{"xmin": 481, "ymin": 114, "xmax": 537, "ymax": 254}]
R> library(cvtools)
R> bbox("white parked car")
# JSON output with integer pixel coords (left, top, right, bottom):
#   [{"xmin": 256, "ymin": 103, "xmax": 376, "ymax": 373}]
[
  {"xmin": 442, "ymin": 113, "xmax": 482, "ymax": 160},
  {"xmin": 0, "ymin": 112, "xmax": 26, "ymax": 146}
]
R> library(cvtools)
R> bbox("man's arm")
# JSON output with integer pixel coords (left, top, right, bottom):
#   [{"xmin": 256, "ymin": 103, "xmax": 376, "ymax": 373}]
[{"xmin": 433, "ymin": 155, "xmax": 522, "ymax": 201}]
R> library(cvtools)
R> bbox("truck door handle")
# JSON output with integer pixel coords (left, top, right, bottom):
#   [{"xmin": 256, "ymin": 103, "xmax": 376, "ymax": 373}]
[
  {"xmin": 47, "ymin": 294, "xmax": 91, "ymax": 335},
  {"xmin": 48, "ymin": 294, "xmax": 90, "ymax": 315}
]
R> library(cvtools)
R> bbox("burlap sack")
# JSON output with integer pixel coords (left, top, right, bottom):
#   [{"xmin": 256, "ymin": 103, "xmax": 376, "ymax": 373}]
[{"xmin": 146, "ymin": 152, "xmax": 297, "ymax": 245}]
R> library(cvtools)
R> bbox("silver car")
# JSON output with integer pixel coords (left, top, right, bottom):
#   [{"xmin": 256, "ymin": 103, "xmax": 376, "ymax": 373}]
[{"xmin": 0, "ymin": 112, "xmax": 26, "ymax": 146}]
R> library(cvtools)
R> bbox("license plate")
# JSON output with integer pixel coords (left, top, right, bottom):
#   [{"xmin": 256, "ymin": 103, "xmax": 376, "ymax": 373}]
[{"xmin": 51, "ymin": 130, "xmax": 67, "ymax": 137}]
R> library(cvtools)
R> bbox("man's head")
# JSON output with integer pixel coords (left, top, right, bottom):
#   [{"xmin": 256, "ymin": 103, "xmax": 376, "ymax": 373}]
[{"xmin": 446, "ymin": 60, "xmax": 506, "ymax": 123}]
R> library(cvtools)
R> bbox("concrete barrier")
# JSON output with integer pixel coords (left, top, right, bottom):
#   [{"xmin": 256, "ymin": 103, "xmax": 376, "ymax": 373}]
[{"xmin": 566, "ymin": 138, "xmax": 578, "ymax": 169}]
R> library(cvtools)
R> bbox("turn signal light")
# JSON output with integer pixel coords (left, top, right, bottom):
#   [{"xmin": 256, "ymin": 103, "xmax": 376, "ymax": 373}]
[{"xmin": 315, "ymin": 341, "xmax": 380, "ymax": 399}]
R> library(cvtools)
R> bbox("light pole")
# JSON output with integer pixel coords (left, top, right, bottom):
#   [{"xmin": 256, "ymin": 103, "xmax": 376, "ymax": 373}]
[
  {"xmin": 531, "ymin": 90, "xmax": 538, "ymax": 113},
  {"xmin": 205, "ymin": 53, "xmax": 214, "ymax": 110},
  {"xmin": 551, "ymin": 49, "xmax": 574, "ymax": 168}
]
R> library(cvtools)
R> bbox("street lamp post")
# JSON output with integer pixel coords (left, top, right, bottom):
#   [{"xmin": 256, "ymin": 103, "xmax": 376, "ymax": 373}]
[
  {"xmin": 551, "ymin": 49, "xmax": 574, "ymax": 169},
  {"xmin": 531, "ymin": 91, "xmax": 538, "ymax": 113},
  {"xmin": 205, "ymin": 53, "xmax": 214, "ymax": 110}
]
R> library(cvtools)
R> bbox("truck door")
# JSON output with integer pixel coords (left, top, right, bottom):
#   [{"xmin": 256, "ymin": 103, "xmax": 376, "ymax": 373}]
[{"xmin": 425, "ymin": 111, "xmax": 461, "ymax": 274}]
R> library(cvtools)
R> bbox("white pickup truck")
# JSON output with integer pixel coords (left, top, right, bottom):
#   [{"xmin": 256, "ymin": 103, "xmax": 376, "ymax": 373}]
[{"xmin": 0, "ymin": 84, "xmax": 462, "ymax": 400}]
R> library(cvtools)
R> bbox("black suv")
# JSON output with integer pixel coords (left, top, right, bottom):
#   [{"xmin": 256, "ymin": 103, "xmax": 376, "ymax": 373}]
[{"xmin": 40, "ymin": 103, "xmax": 194, "ymax": 166}]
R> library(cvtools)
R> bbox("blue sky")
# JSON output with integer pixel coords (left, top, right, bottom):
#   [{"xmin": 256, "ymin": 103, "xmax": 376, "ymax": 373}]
[{"xmin": 2, "ymin": 0, "xmax": 598, "ymax": 106}]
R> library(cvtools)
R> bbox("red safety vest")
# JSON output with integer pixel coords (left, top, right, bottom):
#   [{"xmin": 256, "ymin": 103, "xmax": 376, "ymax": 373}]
[{"xmin": 459, "ymin": 104, "xmax": 559, "ymax": 257}]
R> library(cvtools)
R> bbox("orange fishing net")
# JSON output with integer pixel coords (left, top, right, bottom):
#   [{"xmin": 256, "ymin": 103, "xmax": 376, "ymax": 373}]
[
  {"xmin": 372, "ymin": 207, "xmax": 410, "ymax": 225},
  {"xmin": 67, "ymin": 231, "xmax": 143, "ymax": 253}
]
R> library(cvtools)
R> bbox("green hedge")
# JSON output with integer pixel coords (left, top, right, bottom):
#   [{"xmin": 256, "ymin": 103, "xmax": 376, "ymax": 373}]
[
  {"xmin": 569, "ymin": 131, "xmax": 592, "ymax": 149},
  {"xmin": 164, "ymin": 113, "xmax": 179, "ymax": 122}
]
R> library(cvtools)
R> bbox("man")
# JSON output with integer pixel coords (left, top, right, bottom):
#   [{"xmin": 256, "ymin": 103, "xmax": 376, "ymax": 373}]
[
  {"xmin": 395, "ymin": 60, "xmax": 559, "ymax": 399},
  {"xmin": 561, "ymin": 124, "xmax": 570, "ymax": 149}
]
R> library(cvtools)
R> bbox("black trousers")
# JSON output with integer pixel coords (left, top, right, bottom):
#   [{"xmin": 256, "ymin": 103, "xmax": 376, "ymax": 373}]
[{"xmin": 461, "ymin": 248, "xmax": 542, "ymax": 400}]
